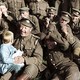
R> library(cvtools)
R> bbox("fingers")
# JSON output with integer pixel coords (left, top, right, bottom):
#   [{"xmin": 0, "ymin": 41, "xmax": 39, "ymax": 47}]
[{"xmin": 14, "ymin": 56, "xmax": 24, "ymax": 64}]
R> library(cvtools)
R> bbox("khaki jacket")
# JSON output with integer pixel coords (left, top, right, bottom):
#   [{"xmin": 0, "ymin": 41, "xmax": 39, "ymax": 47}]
[
  {"xmin": 3, "ymin": 0, "xmax": 25, "ymax": 19},
  {"xmin": 13, "ymin": 34, "xmax": 44, "ymax": 71},
  {"xmin": 29, "ymin": 0, "xmax": 49, "ymax": 19},
  {"xmin": 29, "ymin": 15, "xmax": 40, "ymax": 33}
]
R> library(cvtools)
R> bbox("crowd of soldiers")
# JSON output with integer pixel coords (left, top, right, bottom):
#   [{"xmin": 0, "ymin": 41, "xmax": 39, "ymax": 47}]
[{"xmin": 0, "ymin": 0, "xmax": 80, "ymax": 80}]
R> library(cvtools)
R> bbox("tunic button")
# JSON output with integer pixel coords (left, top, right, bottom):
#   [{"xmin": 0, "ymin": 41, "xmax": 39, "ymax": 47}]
[
  {"xmin": 51, "ymin": 59, "xmax": 53, "ymax": 61},
  {"xmin": 53, "ymin": 64, "xmax": 55, "ymax": 66},
  {"xmin": 54, "ymin": 42, "xmax": 57, "ymax": 45}
]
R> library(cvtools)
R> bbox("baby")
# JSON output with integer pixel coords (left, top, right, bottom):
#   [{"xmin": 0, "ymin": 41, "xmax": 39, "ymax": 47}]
[{"xmin": 0, "ymin": 31, "xmax": 24, "ymax": 74}]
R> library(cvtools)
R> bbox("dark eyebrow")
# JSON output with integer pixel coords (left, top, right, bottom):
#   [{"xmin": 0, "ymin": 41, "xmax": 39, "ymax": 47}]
[{"xmin": 61, "ymin": 18, "xmax": 67, "ymax": 21}]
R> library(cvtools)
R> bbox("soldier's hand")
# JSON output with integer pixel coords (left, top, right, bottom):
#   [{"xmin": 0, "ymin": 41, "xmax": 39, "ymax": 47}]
[
  {"xmin": 1, "ymin": 6, "xmax": 8, "ymax": 17},
  {"xmin": 61, "ymin": 26, "xmax": 68, "ymax": 35},
  {"xmin": 19, "ymin": 14, "xmax": 27, "ymax": 19},
  {"xmin": 14, "ymin": 57, "xmax": 19, "ymax": 64},
  {"xmin": 14, "ymin": 56, "xmax": 24, "ymax": 64},
  {"xmin": 74, "ymin": 47, "xmax": 80, "ymax": 57},
  {"xmin": 3, "ymin": 11, "xmax": 8, "ymax": 17},
  {"xmin": 40, "ymin": 32, "xmax": 46, "ymax": 40},
  {"xmin": 43, "ymin": 17, "xmax": 50, "ymax": 28}
]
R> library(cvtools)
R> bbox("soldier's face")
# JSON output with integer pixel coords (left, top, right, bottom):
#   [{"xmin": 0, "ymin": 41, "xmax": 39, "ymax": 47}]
[
  {"xmin": 48, "ymin": 12, "xmax": 55, "ymax": 19},
  {"xmin": 72, "ymin": 15, "xmax": 79, "ymax": 23},
  {"xmin": 20, "ymin": 11, "xmax": 29, "ymax": 19},
  {"xmin": 44, "ymin": 17, "xmax": 50, "ymax": 26},
  {"xmin": 0, "ymin": 5, "xmax": 7, "ymax": 13},
  {"xmin": 20, "ymin": 24, "xmax": 32, "ymax": 37},
  {"xmin": 60, "ymin": 17, "xmax": 69, "ymax": 26}
]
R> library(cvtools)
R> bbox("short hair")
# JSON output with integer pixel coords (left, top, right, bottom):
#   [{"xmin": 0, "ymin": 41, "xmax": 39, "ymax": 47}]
[{"xmin": 2, "ymin": 31, "xmax": 14, "ymax": 43}]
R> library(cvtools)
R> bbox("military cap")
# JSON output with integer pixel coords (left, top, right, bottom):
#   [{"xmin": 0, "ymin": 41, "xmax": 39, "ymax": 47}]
[
  {"xmin": 46, "ymin": 7, "xmax": 56, "ymax": 13},
  {"xmin": 61, "ymin": 11, "xmax": 71, "ymax": 21},
  {"xmin": 20, "ymin": 19, "xmax": 33, "ymax": 28},
  {"xmin": 0, "ymin": 2, "xmax": 5, "ymax": 6},
  {"xmin": 0, "ymin": 2, "xmax": 7, "ymax": 7},
  {"xmin": 72, "ymin": 8, "xmax": 80, "ymax": 17},
  {"xmin": 19, "ymin": 7, "xmax": 29, "ymax": 12}
]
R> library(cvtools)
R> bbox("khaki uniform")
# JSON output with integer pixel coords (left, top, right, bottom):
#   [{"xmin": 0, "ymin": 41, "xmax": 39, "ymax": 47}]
[
  {"xmin": 28, "ymin": 15, "xmax": 40, "ymax": 33},
  {"xmin": 56, "ymin": 11, "xmax": 80, "ymax": 49},
  {"xmin": 44, "ymin": 7, "xmax": 59, "ymax": 23},
  {"xmin": 29, "ymin": 0, "xmax": 49, "ymax": 19},
  {"xmin": 0, "ymin": 72, "xmax": 12, "ymax": 80},
  {"xmin": 0, "ymin": 18, "xmax": 43, "ymax": 80},
  {"xmin": 41, "ymin": 22, "xmax": 80, "ymax": 80},
  {"xmin": 70, "ymin": 8, "xmax": 80, "ymax": 39},
  {"xmin": 0, "ymin": 11, "xmax": 18, "ymax": 45},
  {"xmin": 71, "ymin": 22, "xmax": 80, "ymax": 39},
  {"xmin": 56, "ymin": 23, "xmax": 80, "ymax": 49},
  {"xmin": 70, "ymin": 21, "xmax": 80, "ymax": 69},
  {"xmin": 3, "ymin": 0, "xmax": 25, "ymax": 19},
  {"xmin": 13, "ymin": 34, "xmax": 43, "ymax": 79},
  {"xmin": 19, "ymin": 7, "xmax": 40, "ymax": 34},
  {"xmin": 56, "ymin": 23, "xmax": 80, "ymax": 69},
  {"xmin": 71, "ymin": 0, "xmax": 80, "ymax": 10}
]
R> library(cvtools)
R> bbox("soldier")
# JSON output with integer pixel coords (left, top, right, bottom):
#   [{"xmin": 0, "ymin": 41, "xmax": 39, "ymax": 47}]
[
  {"xmin": 0, "ymin": 2, "xmax": 18, "ymax": 41},
  {"xmin": 70, "ymin": 8, "xmax": 80, "ymax": 39},
  {"xmin": 2, "ymin": 0, "xmax": 25, "ymax": 19},
  {"xmin": 70, "ymin": 8, "xmax": 80, "ymax": 69},
  {"xmin": 13, "ymin": 19, "xmax": 43, "ymax": 80},
  {"xmin": 70, "ymin": 0, "xmax": 80, "ymax": 10},
  {"xmin": 40, "ymin": 20, "xmax": 80, "ymax": 80},
  {"xmin": 56, "ymin": 11, "xmax": 80, "ymax": 69},
  {"xmin": 56, "ymin": 11, "xmax": 80, "ymax": 56},
  {"xmin": 47, "ymin": 0, "xmax": 71, "ymax": 16},
  {"xmin": 45, "ymin": 7, "xmax": 58, "ymax": 23},
  {"xmin": 40, "ymin": 7, "xmax": 59, "ymax": 32},
  {"xmin": 28, "ymin": 0, "xmax": 49, "ymax": 19},
  {"xmin": 19, "ymin": 7, "xmax": 40, "ymax": 34}
]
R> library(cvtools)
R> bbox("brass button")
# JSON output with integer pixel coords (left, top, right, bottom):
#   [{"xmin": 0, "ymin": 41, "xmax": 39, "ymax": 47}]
[
  {"xmin": 53, "ymin": 63, "xmax": 55, "ymax": 66},
  {"xmin": 51, "ymin": 59, "xmax": 53, "ymax": 61}
]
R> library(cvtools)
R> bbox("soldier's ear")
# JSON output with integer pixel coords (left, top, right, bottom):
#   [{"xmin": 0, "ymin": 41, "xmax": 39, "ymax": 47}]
[{"xmin": 30, "ymin": 27, "xmax": 33, "ymax": 32}]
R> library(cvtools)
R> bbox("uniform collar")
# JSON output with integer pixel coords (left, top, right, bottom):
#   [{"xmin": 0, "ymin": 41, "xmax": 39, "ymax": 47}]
[{"xmin": 21, "ymin": 34, "xmax": 32, "ymax": 41}]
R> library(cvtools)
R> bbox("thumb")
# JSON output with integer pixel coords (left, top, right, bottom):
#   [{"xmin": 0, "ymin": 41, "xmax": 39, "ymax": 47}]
[{"xmin": 74, "ymin": 48, "xmax": 80, "ymax": 57}]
